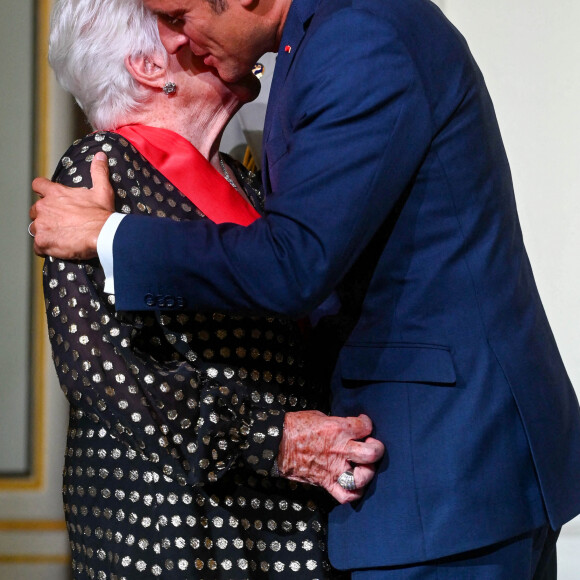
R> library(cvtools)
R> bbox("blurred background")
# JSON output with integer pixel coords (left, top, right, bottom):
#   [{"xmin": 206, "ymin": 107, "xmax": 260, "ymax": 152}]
[{"xmin": 0, "ymin": 0, "xmax": 578, "ymax": 577}]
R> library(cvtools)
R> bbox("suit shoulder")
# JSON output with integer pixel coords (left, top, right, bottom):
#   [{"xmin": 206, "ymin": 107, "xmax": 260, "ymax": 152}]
[
  {"xmin": 310, "ymin": 0, "xmax": 479, "ymax": 110},
  {"xmin": 306, "ymin": 0, "xmax": 447, "ymax": 57},
  {"xmin": 313, "ymin": 0, "xmax": 468, "ymax": 52}
]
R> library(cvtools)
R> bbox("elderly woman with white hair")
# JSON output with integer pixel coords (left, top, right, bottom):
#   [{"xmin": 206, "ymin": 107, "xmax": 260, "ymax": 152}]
[{"xmin": 44, "ymin": 0, "xmax": 348, "ymax": 578}]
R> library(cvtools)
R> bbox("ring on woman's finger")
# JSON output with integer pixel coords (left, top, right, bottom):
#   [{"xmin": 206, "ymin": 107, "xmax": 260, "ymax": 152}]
[
  {"xmin": 28, "ymin": 222, "xmax": 35, "ymax": 238},
  {"xmin": 337, "ymin": 469, "xmax": 357, "ymax": 491}
]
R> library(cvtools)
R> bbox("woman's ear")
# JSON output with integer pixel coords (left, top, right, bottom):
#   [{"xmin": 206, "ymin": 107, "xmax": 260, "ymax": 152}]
[{"xmin": 124, "ymin": 53, "xmax": 167, "ymax": 89}]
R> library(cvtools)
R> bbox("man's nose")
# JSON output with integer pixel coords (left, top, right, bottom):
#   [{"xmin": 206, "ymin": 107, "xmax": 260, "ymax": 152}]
[{"xmin": 157, "ymin": 21, "xmax": 189, "ymax": 54}]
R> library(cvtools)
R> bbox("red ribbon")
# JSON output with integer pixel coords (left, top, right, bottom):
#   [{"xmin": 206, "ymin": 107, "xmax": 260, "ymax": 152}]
[{"xmin": 113, "ymin": 125, "xmax": 260, "ymax": 226}]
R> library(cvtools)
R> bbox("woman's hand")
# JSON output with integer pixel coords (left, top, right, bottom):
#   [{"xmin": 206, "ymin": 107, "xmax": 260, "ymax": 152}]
[
  {"xmin": 30, "ymin": 152, "xmax": 114, "ymax": 259},
  {"xmin": 277, "ymin": 410, "xmax": 385, "ymax": 504}
]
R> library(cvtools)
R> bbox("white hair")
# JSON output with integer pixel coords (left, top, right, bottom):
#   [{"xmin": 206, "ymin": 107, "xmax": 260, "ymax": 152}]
[{"xmin": 49, "ymin": 0, "xmax": 167, "ymax": 130}]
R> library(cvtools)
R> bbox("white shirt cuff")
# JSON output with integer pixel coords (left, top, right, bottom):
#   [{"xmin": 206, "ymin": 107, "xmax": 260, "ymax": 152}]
[{"xmin": 97, "ymin": 213, "xmax": 126, "ymax": 295}]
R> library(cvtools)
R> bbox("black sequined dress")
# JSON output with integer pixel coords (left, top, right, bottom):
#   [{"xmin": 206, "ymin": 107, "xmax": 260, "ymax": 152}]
[{"xmin": 44, "ymin": 131, "xmax": 341, "ymax": 579}]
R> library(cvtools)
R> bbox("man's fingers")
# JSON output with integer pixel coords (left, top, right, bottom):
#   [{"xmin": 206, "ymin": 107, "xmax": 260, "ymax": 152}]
[
  {"xmin": 90, "ymin": 152, "xmax": 109, "ymax": 182},
  {"xmin": 90, "ymin": 152, "xmax": 115, "ymax": 208},
  {"xmin": 31, "ymin": 176, "xmax": 54, "ymax": 198}
]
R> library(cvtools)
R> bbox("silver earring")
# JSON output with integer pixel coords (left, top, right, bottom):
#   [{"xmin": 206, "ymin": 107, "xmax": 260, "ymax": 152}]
[{"xmin": 162, "ymin": 81, "xmax": 177, "ymax": 95}]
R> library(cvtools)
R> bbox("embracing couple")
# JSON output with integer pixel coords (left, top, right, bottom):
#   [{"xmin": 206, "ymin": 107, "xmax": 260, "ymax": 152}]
[{"xmin": 31, "ymin": 0, "xmax": 580, "ymax": 578}]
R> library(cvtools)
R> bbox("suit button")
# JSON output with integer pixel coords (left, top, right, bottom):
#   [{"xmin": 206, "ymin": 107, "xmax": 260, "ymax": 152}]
[
  {"xmin": 144, "ymin": 293, "xmax": 156, "ymax": 307},
  {"xmin": 164, "ymin": 295, "xmax": 176, "ymax": 308}
]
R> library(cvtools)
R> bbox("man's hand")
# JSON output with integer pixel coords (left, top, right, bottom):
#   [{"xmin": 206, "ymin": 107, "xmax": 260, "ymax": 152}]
[
  {"xmin": 277, "ymin": 410, "xmax": 385, "ymax": 504},
  {"xmin": 30, "ymin": 152, "xmax": 115, "ymax": 259}
]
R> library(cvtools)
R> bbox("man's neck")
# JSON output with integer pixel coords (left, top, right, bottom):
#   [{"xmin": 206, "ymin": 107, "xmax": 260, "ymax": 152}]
[{"xmin": 272, "ymin": 0, "xmax": 294, "ymax": 50}]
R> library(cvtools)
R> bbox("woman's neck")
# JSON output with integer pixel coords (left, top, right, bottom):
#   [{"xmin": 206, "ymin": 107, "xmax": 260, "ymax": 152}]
[{"xmin": 123, "ymin": 94, "xmax": 240, "ymax": 169}]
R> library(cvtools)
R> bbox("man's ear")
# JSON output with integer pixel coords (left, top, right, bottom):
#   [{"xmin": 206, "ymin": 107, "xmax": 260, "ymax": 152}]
[{"xmin": 124, "ymin": 53, "xmax": 166, "ymax": 89}]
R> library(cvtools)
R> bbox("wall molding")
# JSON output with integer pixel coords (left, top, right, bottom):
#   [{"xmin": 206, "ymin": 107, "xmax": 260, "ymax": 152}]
[
  {"xmin": 0, "ymin": 0, "xmax": 52, "ymax": 493},
  {"xmin": 0, "ymin": 520, "xmax": 66, "ymax": 532}
]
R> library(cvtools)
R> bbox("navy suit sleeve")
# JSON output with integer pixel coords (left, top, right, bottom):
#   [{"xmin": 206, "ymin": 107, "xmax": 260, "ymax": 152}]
[{"xmin": 113, "ymin": 9, "xmax": 432, "ymax": 315}]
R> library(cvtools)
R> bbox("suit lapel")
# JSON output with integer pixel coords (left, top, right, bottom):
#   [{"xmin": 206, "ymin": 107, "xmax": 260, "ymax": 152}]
[{"xmin": 262, "ymin": 0, "xmax": 321, "ymax": 146}]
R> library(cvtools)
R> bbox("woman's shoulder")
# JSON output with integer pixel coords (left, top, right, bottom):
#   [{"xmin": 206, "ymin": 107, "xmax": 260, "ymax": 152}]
[{"xmin": 52, "ymin": 130, "xmax": 139, "ymax": 182}]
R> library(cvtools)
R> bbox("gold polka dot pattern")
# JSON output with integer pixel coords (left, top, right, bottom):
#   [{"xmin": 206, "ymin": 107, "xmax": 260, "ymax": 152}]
[{"xmin": 45, "ymin": 132, "xmax": 344, "ymax": 579}]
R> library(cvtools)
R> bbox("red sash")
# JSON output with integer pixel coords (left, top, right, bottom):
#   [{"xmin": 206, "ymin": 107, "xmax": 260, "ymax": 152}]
[{"xmin": 113, "ymin": 125, "xmax": 260, "ymax": 226}]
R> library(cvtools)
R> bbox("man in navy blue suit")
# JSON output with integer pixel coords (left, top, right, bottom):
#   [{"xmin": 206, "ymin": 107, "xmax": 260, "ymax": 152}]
[{"xmin": 31, "ymin": 0, "xmax": 580, "ymax": 576}]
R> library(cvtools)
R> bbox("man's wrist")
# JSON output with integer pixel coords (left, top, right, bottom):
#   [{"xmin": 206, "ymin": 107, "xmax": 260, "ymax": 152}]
[{"xmin": 97, "ymin": 212, "xmax": 125, "ymax": 294}]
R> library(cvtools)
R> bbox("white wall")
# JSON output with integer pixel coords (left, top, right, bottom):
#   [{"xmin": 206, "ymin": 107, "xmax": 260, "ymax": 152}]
[
  {"xmin": 0, "ymin": 0, "xmax": 73, "ymax": 576},
  {"xmin": 439, "ymin": 0, "xmax": 580, "ymax": 564},
  {"xmin": 0, "ymin": 0, "xmax": 35, "ymax": 475},
  {"xmin": 440, "ymin": 0, "xmax": 580, "ymax": 398}
]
